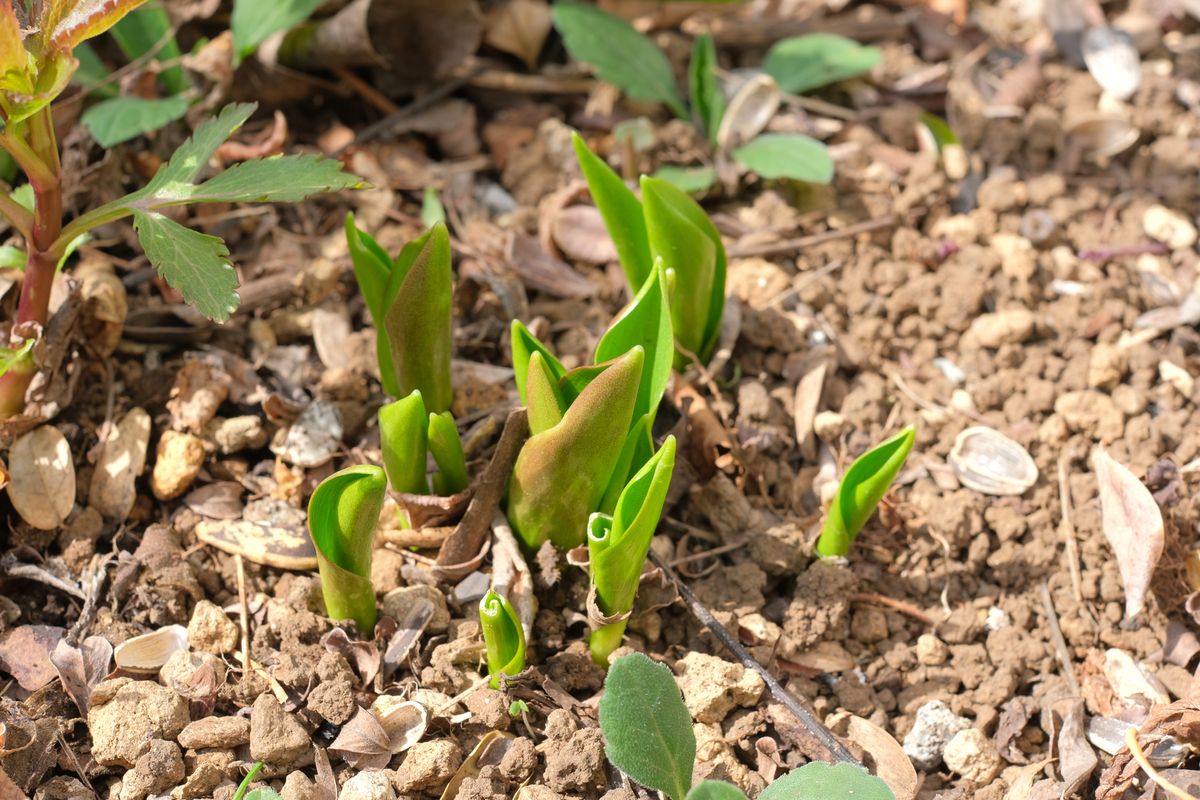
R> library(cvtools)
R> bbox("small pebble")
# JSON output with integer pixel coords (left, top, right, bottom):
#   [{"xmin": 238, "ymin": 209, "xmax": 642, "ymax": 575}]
[
  {"xmin": 902, "ymin": 699, "xmax": 971, "ymax": 771},
  {"xmin": 339, "ymin": 770, "xmax": 395, "ymax": 800},
  {"xmin": 915, "ymin": 634, "xmax": 950, "ymax": 666},
  {"xmin": 187, "ymin": 599, "xmax": 239, "ymax": 655},
  {"xmin": 943, "ymin": 727, "xmax": 1003, "ymax": 783},
  {"xmin": 1143, "ymin": 204, "xmax": 1197, "ymax": 250},
  {"xmin": 813, "ymin": 411, "xmax": 848, "ymax": 442},
  {"xmin": 151, "ymin": 431, "xmax": 206, "ymax": 500}
]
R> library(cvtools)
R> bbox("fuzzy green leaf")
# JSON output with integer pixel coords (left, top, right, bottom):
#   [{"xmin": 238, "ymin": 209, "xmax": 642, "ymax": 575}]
[
  {"xmin": 595, "ymin": 258, "xmax": 673, "ymax": 427},
  {"xmin": 382, "ymin": 223, "xmax": 453, "ymax": 413},
  {"xmin": 308, "ymin": 465, "xmax": 387, "ymax": 634},
  {"xmin": 600, "ymin": 653, "xmax": 695, "ymax": 800},
  {"xmin": 231, "ymin": 0, "xmax": 322, "ymax": 60},
  {"xmin": 511, "ymin": 320, "xmax": 566, "ymax": 407},
  {"xmin": 428, "ymin": 411, "xmax": 468, "ymax": 496},
  {"xmin": 479, "ymin": 590, "xmax": 525, "ymax": 689},
  {"xmin": 588, "ymin": 436, "xmax": 675, "ymax": 664},
  {"xmin": 732, "ymin": 133, "xmax": 834, "ymax": 184},
  {"xmin": 686, "ymin": 782, "xmax": 747, "ymax": 800},
  {"xmin": 81, "ymin": 94, "xmax": 189, "ymax": 147},
  {"xmin": 526, "ymin": 351, "xmax": 567, "ymax": 436},
  {"xmin": 689, "ymin": 33, "xmax": 724, "ymax": 143},
  {"xmin": 572, "ymin": 132, "xmax": 652, "ymax": 291},
  {"xmin": 651, "ymin": 165, "xmax": 718, "ymax": 195},
  {"xmin": 507, "ymin": 348, "xmax": 643, "ymax": 550},
  {"xmin": 553, "ymin": 4, "xmax": 686, "ymax": 118},
  {"xmin": 379, "ymin": 391, "xmax": 430, "ymax": 496},
  {"xmin": 132, "ymin": 210, "xmax": 239, "ymax": 322},
  {"xmin": 762, "ymin": 33, "xmax": 881, "ymax": 94},
  {"xmin": 816, "ymin": 425, "xmax": 915, "ymax": 558},
  {"xmin": 759, "ymin": 763, "xmax": 895, "ymax": 800},
  {"xmin": 641, "ymin": 176, "xmax": 726, "ymax": 366}
]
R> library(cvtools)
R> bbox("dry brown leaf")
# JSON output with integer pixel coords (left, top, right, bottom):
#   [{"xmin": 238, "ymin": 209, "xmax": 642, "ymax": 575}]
[
  {"xmin": 485, "ymin": 0, "xmax": 552, "ymax": 69},
  {"xmin": 793, "ymin": 361, "xmax": 827, "ymax": 461},
  {"xmin": 1093, "ymin": 447, "xmax": 1164, "ymax": 620},
  {"xmin": 88, "ymin": 408, "xmax": 151, "ymax": 522},
  {"xmin": 1053, "ymin": 698, "xmax": 1098, "ymax": 796},
  {"xmin": 0, "ymin": 625, "xmax": 63, "ymax": 692},
  {"xmin": 507, "ymin": 232, "xmax": 594, "ymax": 299},
  {"xmin": 8, "ymin": 427, "xmax": 74, "ymax": 530},
  {"xmin": 183, "ymin": 482, "xmax": 244, "ymax": 520},
  {"xmin": 551, "ymin": 205, "xmax": 619, "ymax": 265},
  {"xmin": 829, "ymin": 712, "xmax": 918, "ymax": 800},
  {"xmin": 49, "ymin": 635, "xmax": 112, "ymax": 716},
  {"xmin": 312, "ymin": 306, "xmax": 352, "ymax": 371},
  {"xmin": 329, "ymin": 707, "xmax": 392, "ymax": 769}
]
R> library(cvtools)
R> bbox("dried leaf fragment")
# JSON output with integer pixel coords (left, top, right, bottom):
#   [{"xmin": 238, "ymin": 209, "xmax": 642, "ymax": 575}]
[
  {"xmin": 485, "ymin": 0, "xmax": 552, "ymax": 69},
  {"xmin": 1093, "ymin": 447, "xmax": 1164, "ymax": 620},
  {"xmin": 8, "ymin": 426, "xmax": 74, "ymax": 530},
  {"xmin": 88, "ymin": 408, "xmax": 151, "ymax": 521}
]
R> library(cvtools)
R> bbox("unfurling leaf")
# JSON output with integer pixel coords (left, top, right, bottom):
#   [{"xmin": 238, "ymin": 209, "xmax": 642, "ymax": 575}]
[
  {"xmin": 479, "ymin": 589, "xmax": 525, "ymax": 688},
  {"xmin": 600, "ymin": 652, "xmax": 695, "ymax": 800},
  {"xmin": 507, "ymin": 348, "xmax": 643, "ymax": 550},
  {"xmin": 688, "ymin": 33, "xmax": 724, "ymax": 143},
  {"xmin": 572, "ymin": 132, "xmax": 652, "ymax": 290},
  {"xmin": 510, "ymin": 319, "xmax": 566, "ymax": 407},
  {"xmin": 552, "ymin": 4, "xmax": 686, "ymax": 118},
  {"xmin": 762, "ymin": 33, "xmax": 881, "ymax": 94},
  {"xmin": 427, "ymin": 411, "xmax": 468, "ymax": 496},
  {"xmin": 1093, "ymin": 447, "xmax": 1164, "ymax": 620},
  {"xmin": 816, "ymin": 426, "xmax": 915, "ymax": 558},
  {"xmin": 641, "ymin": 176, "xmax": 726, "ymax": 366},
  {"xmin": 379, "ymin": 391, "xmax": 429, "ymax": 496},
  {"xmin": 588, "ymin": 436, "xmax": 676, "ymax": 664},
  {"xmin": 308, "ymin": 465, "xmax": 387, "ymax": 634},
  {"xmin": 759, "ymin": 762, "xmax": 895, "ymax": 800},
  {"xmin": 731, "ymin": 133, "xmax": 835, "ymax": 184}
]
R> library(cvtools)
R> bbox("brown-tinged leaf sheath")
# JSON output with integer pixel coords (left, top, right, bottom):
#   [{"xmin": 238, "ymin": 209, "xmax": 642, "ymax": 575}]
[{"xmin": 506, "ymin": 347, "xmax": 644, "ymax": 550}]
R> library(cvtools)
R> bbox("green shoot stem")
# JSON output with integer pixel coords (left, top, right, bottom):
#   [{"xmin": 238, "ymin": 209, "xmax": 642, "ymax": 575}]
[
  {"xmin": 0, "ymin": 191, "xmax": 33, "ymax": 239},
  {"xmin": 588, "ymin": 618, "xmax": 629, "ymax": 665},
  {"xmin": 232, "ymin": 761, "xmax": 265, "ymax": 800}
]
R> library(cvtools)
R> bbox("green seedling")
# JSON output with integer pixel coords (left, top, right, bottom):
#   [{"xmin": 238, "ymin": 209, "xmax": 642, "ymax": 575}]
[
  {"xmin": 554, "ymin": 7, "xmax": 862, "ymax": 191},
  {"xmin": 587, "ymin": 436, "xmax": 676, "ymax": 665},
  {"xmin": 573, "ymin": 134, "xmax": 725, "ymax": 367},
  {"xmin": 815, "ymin": 426, "xmax": 916, "ymax": 559},
  {"xmin": 0, "ymin": 2, "xmax": 360, "ymax": 416},
  {"xmin": 600, "ymin": 653, "xmax": 895, "ymax": 800},
  {"xmin": 231, "ymin": 762, "xmax": 283, "ymax": 800},
  {"xmin": 346, "ymin": 216, "xmax": 453, "ymax": 412},
  {"xmin": 308, "ymin": 465, "xmax": 388, "ymax": 635},
  {"xmin": 508, "ymin": 699, "xmax": 529, "ymax": 718},
  {"xmin": 379, "ymin": 390, "xmax": 468, "ymax": 526},
  {"xmin": 479, "ymin": 589, "xmax": 525, "ymax": 689}
]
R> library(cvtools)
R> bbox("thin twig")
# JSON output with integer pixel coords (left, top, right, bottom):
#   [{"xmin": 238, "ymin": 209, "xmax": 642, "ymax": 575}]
[
  {"xmin": 1039, "ymin": 582, "xmax": 1080, "ymax": 697},
  {"xmin": 647, "ymin": 551, "xmax": 859, "ymax": 766},
  {"xmin": 850, "ymin": 592, "xmax": 934, "ymax": 625},
  {"xmin": 1125, "ymin": 728, "xmax": 1194, "ymax": 800},
  {"xmin": 668, "ymin": 539, "xmax": 748, "ymax": 568},
  {"xmin": 1057, "ymin": 453, "xmax": 1084, "ymax": 605},
  {"xmin": 235, "ymin": 554, "xmax": 251, "ymax": 681},
  {"xmin": 339, "ymin": 67, "xmax": 486, "ymax": 153},
  {"xmin": 725, "ymin": 215, "xmax": 898, "ymax": 259}
]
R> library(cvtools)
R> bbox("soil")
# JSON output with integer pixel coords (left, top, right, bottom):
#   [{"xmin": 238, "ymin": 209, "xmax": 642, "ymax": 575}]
[{"xmin": 2, "ymin": 2, "xmax": 1199, "ymax": 800}]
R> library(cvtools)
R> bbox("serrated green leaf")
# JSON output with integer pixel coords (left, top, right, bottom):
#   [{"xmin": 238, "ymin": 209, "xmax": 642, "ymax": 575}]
[
  {"xmin": 732, "ymin": 133, "xmax": 834, "ymax": 183},
  {"xmin": 381, "ymin": 223, "xmax": 453, "ymax": 413},
  {"xmin": 479, "ymin": 590, "xmax": 525, "ymax": 689},
  {"xmin": 308, "ymin": 465, "xmax": 387, "ymax": 635},
  {"xmin": 507, "ymin": 348, "xmax": 643, "ymax": 550},
  {"xmin": 762, "ymin": 33, "xmax": 881, "ymax": 94},
  {"xmin": 231, "ymin": 0, "xmax": 322, "ymax": 61},
  {"xmin": 595, "ymin": 258, "xmax": 672, "ymax": 426},
  {"xmin": 689, "ymin": 33, "xmax": 724, "ymax": 143},
  {"xmin": 572, "ymin": 132, "xmax": 652, "ymax": 290},
  {"xmin": 81, "ymin": 94, "xmax": 189, "ymax": 146},
  {"xmin": 553, "ymin": 4, "xmax": 686, "ymax": 118},
  {"xmin": 641, "ymin": 176, "xmax": 726, "ymax": 366},
  {"xmin": 651, "ymin": 165, "xmax": 718, "ymax": 195},
  {"xmin": 588, "ymin": 436, "xmax": 675, "ymax": 664},
  {"xmin": 816, "ymin": 425, "xmax": 915, "ymax": 558},
  {"xmin": 428, "ymin": 411, "xmax": 468, "ymax": 496},
  {"xmin": 685, "ymin": 781, "xmax": 747, "ymax": 800},
  {"xmin": 110, "ymin": 3, "xmax": 186, "ymax": 93},
  {"xmin": 759, "ymin": 762, "xmax": 895, "ymax": 800},
  {"xmin": 145, "ymin": 102, "xmax": 256, "ymax": 188},
  {"xmin": 600, "ymin": 652, "xmax": 695, "ymax": 800},
  {"xmin": 190, "ymin": 155, "xmax": 364, "ymax": 204},
  {"xmin": 131, "ymin": 209, "xmax": 239, "ymax": 322},
  {"xmin": 379, "ymin": 391, "xmax": 429, "ymax": 496}
]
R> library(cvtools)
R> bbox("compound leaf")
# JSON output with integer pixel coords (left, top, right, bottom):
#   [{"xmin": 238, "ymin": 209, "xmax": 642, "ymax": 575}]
[{"xmin": 131, "ymin": 210, "xmax": 239, "ymax": 322}]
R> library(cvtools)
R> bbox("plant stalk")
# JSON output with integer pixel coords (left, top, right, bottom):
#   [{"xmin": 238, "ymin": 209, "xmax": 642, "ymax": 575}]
[{"xmin": 588, "ymin": 618, "xmax": 629, "ymax": 665}]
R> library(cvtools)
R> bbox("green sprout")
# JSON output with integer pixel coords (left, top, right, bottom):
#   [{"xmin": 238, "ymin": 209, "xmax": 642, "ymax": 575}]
[
  {"xmin": 573, "ymin": 133, "xmax": 726, "ymax": 367},
  {"xmin": 600, "ymin": 653, "xmax": 895, "ymax": 800},
  {"xmin": 308, "ymin": 465, "xmax": 387, "ymax": 635},
  {"xmin": 479, "ymin": 590, "xmax": 525, "ymax": 689},
  {"xmin": 508, "ymin": 699, "xmax": 529, "ymax": 718},
  {"xmin": 815, "ymin": 426, "xmax": 916, "ymax": 559},
  {"xmin": 587, "ymin": 436, "xmax": 676, "ymax": 665},
  {"xmin": 346, "ymin": 216, "xmax": 453, "ymax": 412},
  {"xmin": 378, "ymin": 390, "xmax": 468, "ymax": 527}
]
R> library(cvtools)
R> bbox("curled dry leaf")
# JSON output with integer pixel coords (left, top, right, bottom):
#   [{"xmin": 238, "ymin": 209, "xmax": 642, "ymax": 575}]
[
  {"xmin": 485, "ymin": 0, "xmax": 552, "ymax": 69},
  {"xmin": 1053, "ymin": 698, "xmax": 1098, "ymax": 796},
  {"xmin": 1092, "ymin": 447, "xmax": 1164, "ymax": 620},
  {"xmin": 828, "ymin": 712, "xmax": 918, "ymax": 800},
  {"xmin": 88, "ymin": 408, "xmax": 151, "ymax": 522},
  {"xmin": 329, "ymin": 707, "xmax": 392, "ymax": 770},
  {"xmin": 0, "ymin": 625, "xmax": 64, "ymax": 692},
  {"xmin": 369, "ymin": 696, "xmax": 428, "ymax": 753},
  {"xmin": 183, "ymin": 481, "xmax": 244, "ymax": 520},
  {"xmin": 506, "ymin": 232, "xmax": 594, "ymax": 299},
  {"xmin": 49, "ymin": 636, "xmax": 112, "ymax": 716},
  {"xmin": 8, "ymin": 426, "xmax": 74, "ymax": 530},
  {"xmin": 551, "ymin": 205, "xmax": 619, "ymax": 265}
]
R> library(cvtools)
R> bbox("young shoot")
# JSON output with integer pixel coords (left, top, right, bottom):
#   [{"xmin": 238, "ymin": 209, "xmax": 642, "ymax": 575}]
[
  {"xmin": 573, "ymin": 133, "xmax": 726, "ymax": 368},
  {"xmin": 815, "ymin": 426, "xmax": 916, "ymax": 559},
  {"xmin": 379, "ymin": 390, "xmax": 468, "ymax": 526},
  {"xmin": 587, "ymin": 436, "xmax": 676, "ymax": 665},
  {"xmin": 479, "ymin": 589, "xmax": 525, "ymax": 689},
  {"xmin": 345, "ymin": 216, "xmax": 453, "ymax": 412},
  {"xmin": 600, "ymin": 653, "xmax": 896, "ymax": 800},
  {"xmin": 308, "ymin": 465, "xmax": 387, "ymax": 635},
  {"xmin": 0, "ymin": 1, "xmax": 360, "ymax": 416}
]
